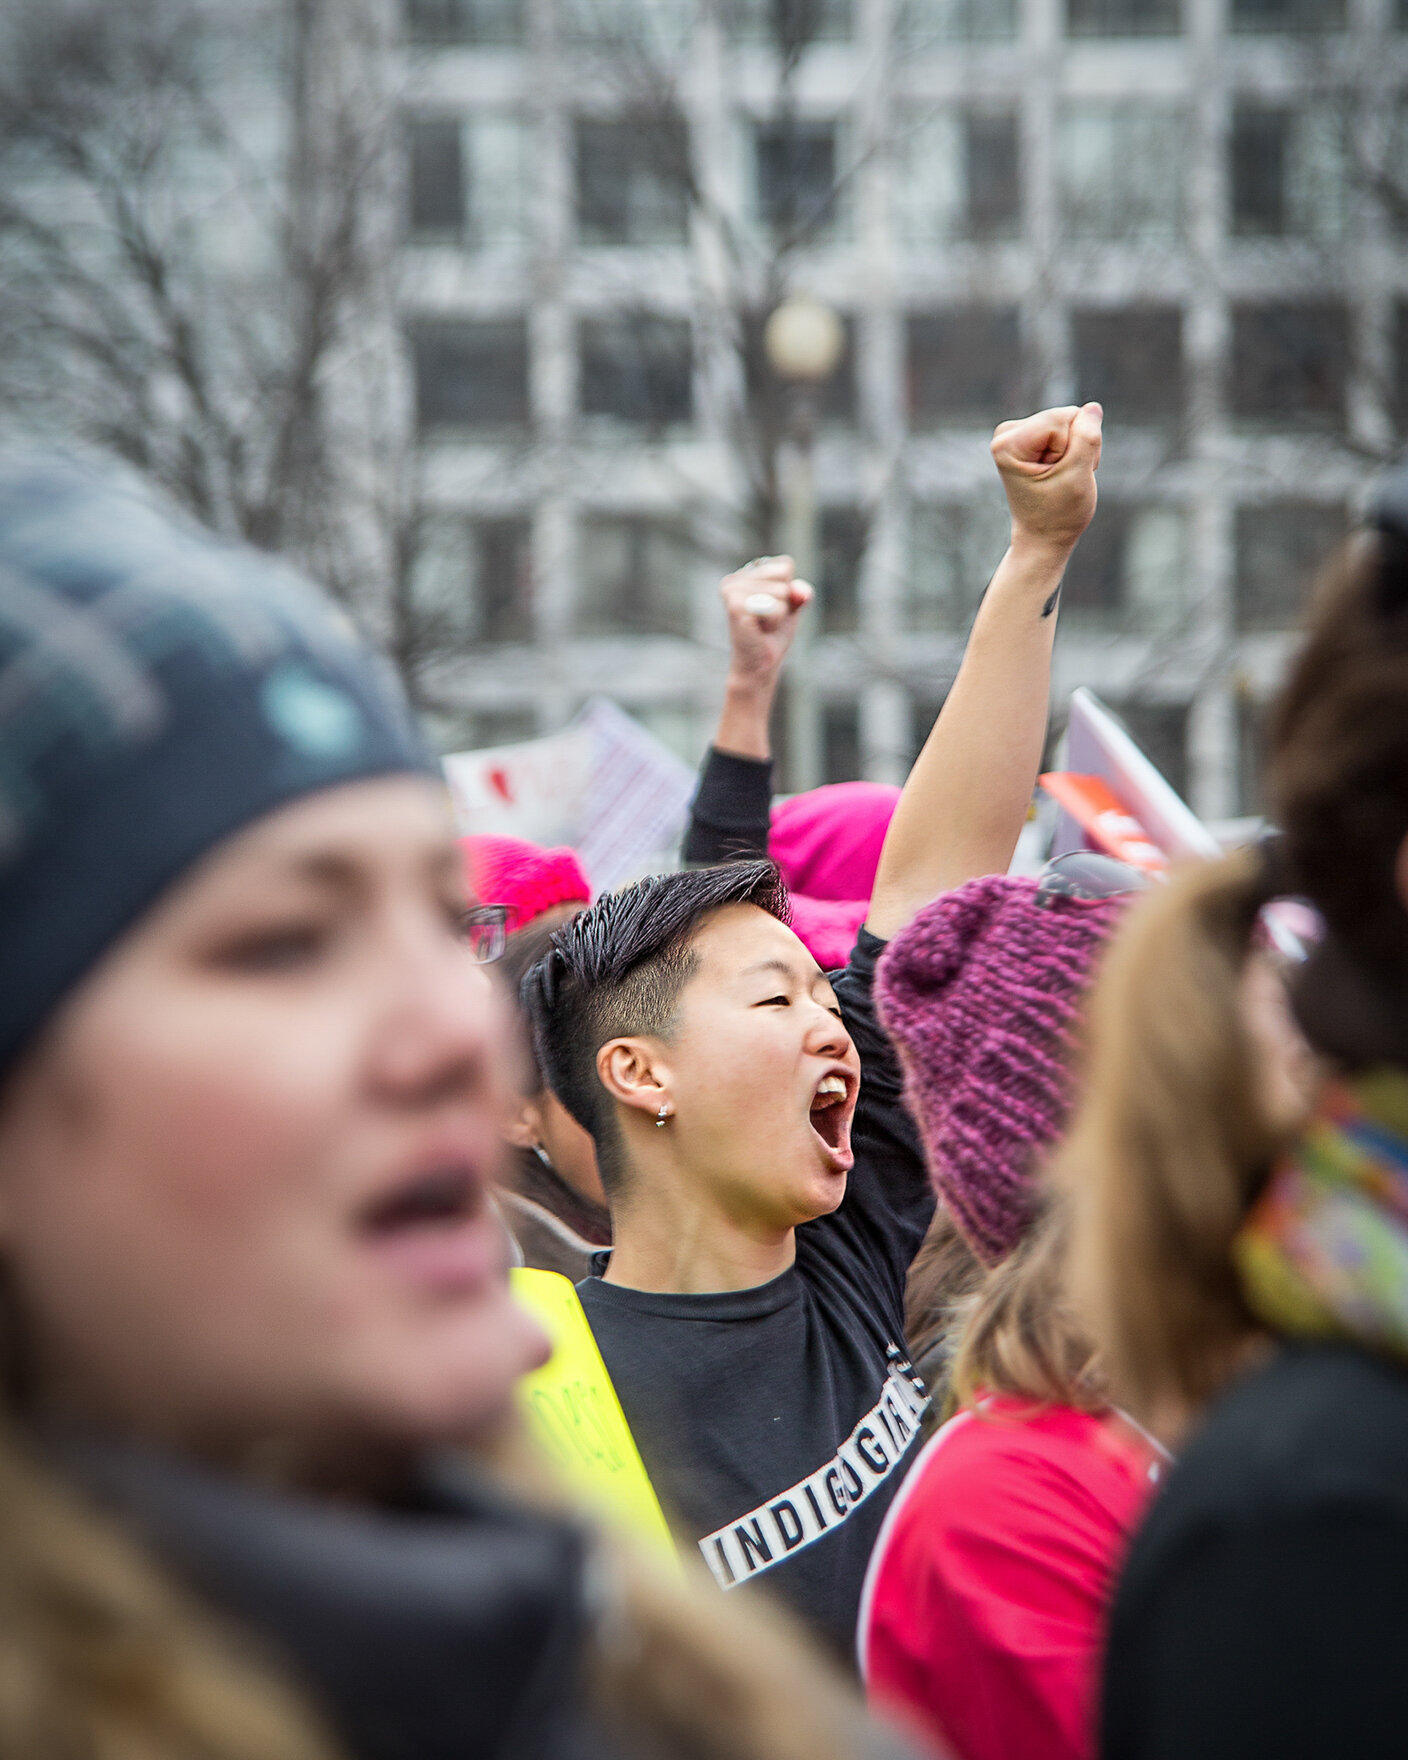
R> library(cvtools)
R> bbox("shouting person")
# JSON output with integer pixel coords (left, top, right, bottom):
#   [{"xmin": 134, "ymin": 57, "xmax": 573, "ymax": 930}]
[{"xmin": 525, "ymin": 403, "xmax": 1104, "ymax": 1656}]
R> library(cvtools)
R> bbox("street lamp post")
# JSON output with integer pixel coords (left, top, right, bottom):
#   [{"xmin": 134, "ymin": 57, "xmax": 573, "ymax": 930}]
[{"xmin": 763, "ymin": 295, "xmax": 844, "ymax": 795}]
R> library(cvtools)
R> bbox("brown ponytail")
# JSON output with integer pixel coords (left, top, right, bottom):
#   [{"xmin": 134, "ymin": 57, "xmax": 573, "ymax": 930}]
[{"xmin": 1063, "ymin": 851, "xmax": 1288, "ymax": 1421}]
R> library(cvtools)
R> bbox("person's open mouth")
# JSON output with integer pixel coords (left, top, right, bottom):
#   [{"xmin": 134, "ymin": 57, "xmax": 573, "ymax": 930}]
[
  {"xmin": 356, "ymin": 1160, "xmax": 503, "ymax": 1294},
  {"xmin": 809, "ymin": 1071, "xmax": 856, "ymax": 1170},
  {"xmin": 361, "ymin": 1165, "xmax": 480, "ymax": 1234}
]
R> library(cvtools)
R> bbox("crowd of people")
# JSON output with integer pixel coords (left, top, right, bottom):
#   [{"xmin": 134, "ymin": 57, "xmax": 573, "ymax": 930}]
[{"xmin": 1, "ymin": 390, "xmax": 1406, "ymax": 1760}]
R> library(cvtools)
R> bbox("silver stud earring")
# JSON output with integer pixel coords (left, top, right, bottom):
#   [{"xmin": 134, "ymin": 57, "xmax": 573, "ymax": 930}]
[{"xmin": 656, "ymin": 1105, "xmax": 671, "ymax": 1128}]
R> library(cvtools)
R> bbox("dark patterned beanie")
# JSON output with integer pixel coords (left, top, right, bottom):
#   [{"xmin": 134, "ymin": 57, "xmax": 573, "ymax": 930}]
[{"xmin": 0, "ymin": 457, "xmax": 437, "ymax": 1070}]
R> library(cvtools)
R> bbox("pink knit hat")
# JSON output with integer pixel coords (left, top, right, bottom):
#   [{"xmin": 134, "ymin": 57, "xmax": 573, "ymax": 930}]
[
  {"xmin": 875, "ymin": 874, "xmax": 1129, "ymax": 1265},
  {"xmin": 459, "ymin": 834, "xmax": 591, "ymax": 934},
  {"xmin": 770, "ymin": 781, "xmax": 900, "ymax": 969}
]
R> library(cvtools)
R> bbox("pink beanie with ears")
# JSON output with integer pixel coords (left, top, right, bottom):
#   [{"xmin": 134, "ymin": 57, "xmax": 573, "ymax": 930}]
[
  {"xmin": 770, "ymin": 781, "xmax": 901, "ymax": 970},
  {"xmin": 875, "ymin": 874, "xmax": 1129, "ymax": 1265},
  {"xmin": 459, "ymin": 834, "xmax": 591, "ymax": 934}
]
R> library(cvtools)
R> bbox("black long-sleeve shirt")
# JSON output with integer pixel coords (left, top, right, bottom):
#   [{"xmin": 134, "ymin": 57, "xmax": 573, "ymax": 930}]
[{"xmin": 682, "ymin": 747, "xmax": 773, "ymax": 867}]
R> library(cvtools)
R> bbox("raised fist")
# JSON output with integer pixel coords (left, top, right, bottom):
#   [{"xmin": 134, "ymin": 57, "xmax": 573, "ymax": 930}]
[
  {"xmin": 991, "ymin": 403, "xmax": 1103, "ymax": 554},
  {"xmin": 720, "ymin": 555, "xmax": 813, "ymax": 687}
]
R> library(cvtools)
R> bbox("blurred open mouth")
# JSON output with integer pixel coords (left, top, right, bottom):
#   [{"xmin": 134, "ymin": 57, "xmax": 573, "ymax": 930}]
[
  {"xmin": 357, "ymin": 1162, "xmax": 502, "ymax": 1294},
  {"xmin": 360, "ymin": 1166, "xmax": 480, "ymax": 1235},
  {"xmin": 809, "ymin": 1072, "xmax": 856, "ymax": 1170}
]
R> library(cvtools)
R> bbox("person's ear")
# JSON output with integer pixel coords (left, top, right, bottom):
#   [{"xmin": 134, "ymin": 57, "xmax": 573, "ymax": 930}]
[
  {"xmin": 597, "ymin": 1038, "xmax": 671, "ymax": 1120},
  {"xmin": 501, "ymin": 1093, "xmax": 546, "ymax": 1152}
]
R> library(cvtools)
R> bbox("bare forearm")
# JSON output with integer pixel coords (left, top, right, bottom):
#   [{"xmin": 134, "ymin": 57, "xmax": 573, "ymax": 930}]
[
  {"xmin": 712, "ymin": 673, "xmax": 777, "ymax": 762},
  {"xmin": 866, "ymin": 534, "xmax": 1069, "ymax": 940}
]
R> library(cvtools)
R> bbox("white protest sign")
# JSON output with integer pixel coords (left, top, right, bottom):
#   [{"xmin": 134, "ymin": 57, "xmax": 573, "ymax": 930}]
[
  {"xmin": 1048, "ymin": 687, "xmax": 1222, "ymax": 864},
  {"xmin": 442, "ymin": 723, "xmax": 592, "ymax": 853},
  {"xmin": 442, "ymin": 698, "xmax": 696, "ymax": 894}
]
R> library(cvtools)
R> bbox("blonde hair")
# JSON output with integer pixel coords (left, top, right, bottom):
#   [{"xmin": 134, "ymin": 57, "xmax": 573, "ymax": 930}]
[
  {"xmin": 951, "ymin": 1195, "xmax": 1102, "ymax": 1415},
  {"xmin": 1062, "ymin": 851, "xmax": 1286, "ymax": 1421},
  {"xmin": 902, "ymin": 1208, "xmax": 986, "ymax": 1424}
]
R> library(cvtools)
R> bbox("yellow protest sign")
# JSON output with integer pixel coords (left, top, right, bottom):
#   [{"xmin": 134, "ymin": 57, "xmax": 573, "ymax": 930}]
[{"xmin": 510, "ymin": 1266, "xmax": 678, "ymax": 1567}]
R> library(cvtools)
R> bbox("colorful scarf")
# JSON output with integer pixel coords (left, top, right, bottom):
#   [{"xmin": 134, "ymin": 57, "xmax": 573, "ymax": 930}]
[{"xmin": 1235, "ymin": 1068, "xmax": 1408, "ymax": 1358}]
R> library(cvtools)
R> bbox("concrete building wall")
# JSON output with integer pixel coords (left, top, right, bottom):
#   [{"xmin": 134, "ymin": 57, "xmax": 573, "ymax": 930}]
[{"xmin": 397, "ymin": 0, "xmax": 1406, "ymax": 812}]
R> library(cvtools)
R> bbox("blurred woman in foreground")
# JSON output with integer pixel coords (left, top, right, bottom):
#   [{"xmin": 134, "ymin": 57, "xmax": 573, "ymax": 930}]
[
  {"xmin": 1067, "ymin": 478, "xmax": 1408, "ymax": 1758},
  {"xmin": 0, "ymin": 461, "xmax": 904, "ymax": 1760}
]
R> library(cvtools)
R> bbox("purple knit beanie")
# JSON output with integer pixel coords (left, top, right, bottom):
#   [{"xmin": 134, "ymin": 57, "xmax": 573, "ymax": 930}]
[{"xmin": 876, "ymin": 874, "xmax": 1129, "ymax": 1265}]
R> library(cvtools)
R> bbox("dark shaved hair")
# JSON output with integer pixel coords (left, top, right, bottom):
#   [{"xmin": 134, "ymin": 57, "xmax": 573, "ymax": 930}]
[{"xmin": 521, "ymin": 860, "xmax": 790, "ymax": 1196}]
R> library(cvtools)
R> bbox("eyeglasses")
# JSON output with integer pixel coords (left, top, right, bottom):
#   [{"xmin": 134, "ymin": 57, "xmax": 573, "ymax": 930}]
[
  {"xmin": 1035, "ymin": 850, "xmax": 1149, "ymax": 907},
  {"xmin": 456, "ymin": 904, "xmax": 509, "ymax": 965}
]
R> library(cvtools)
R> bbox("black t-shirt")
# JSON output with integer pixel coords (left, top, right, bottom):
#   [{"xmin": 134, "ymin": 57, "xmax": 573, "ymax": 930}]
[
  {"xmin": 1102, "ymin": 1339, "xmax": 1408, "ymax": 1760},
  {"xmin": 578, "ymin": 929, "xmax": 936, "ymax": 1661}
]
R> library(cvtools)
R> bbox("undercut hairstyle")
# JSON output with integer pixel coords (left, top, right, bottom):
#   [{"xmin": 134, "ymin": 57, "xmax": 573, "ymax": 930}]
[{"xmin": 521, "ymin": 860, "xmax": 790, "ymax": 1197}]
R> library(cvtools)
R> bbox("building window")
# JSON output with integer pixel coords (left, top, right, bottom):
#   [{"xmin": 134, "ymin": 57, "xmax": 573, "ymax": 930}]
[
  {"xmin": 907, "ymin": 308, "xmax": 1024, "ymax": 424},
  {"xmin": 410, "ymin": 321, "xmax": 529, "ymax": 430},
  {"xmin": 966, "ymin": 113, "xmax": 1021, "ymax": 237},
  {"xmin": 1230, "ymin": 0, "xmax": 1345, "ymax": 30},
  {"xmin": 408, "ymin": 120, "xmax": 464, "ymax": 235},
  {"xmin": 816, "ymin": 316, "xmax": 858, "ymax": 423},
  {"xmin": 409, "ymin": 516, "xmax": 534, "ymax": 645},
  {"xmin": 1066, "ymin": 0, "xmax": 1181, "ymax": 34},
  {"xmin": 1073, "ymin": 307, "xmax": 1183, "ymax": 422},
  {"xmin": 1230, "ymin": 103, "xmax": 1344, "ymax": 238},
  {"xmin": 754, "ymin": 121, "xmax": 839, "ymax": 239},
  {"xmin": 1063, "ymin": 505, "xmax": 1189, "ymax": 628},
  {"xmin": 896, "ymin": 0, "xmax": 1017, "ymax": 40},
  {"xmin": 823, "ymin": 701, "xmax": 862, "ymax": 783},
  {"xmin": 468, "ymin": 116, "xmax": 527, "ymax": 245},
  {"xmin": 580, "ymin": 317, "xmax": 693, "ymax": 425},
  {"xmin": 819, "ymin": 507, "xmax": 868, "ymax": 633},
  {"xmin": 1063, "ymin": 514, "xmax": 1124, "ymax": 617},
  {"xmin": 1058, "ymin": 104, "xmax": 1185, "ymax": 240},
  {"xmin": 1106, "ymin": 703, "xmax": 1190, "ymax": 799},
  {"xmin": 908, "ymin": 494, "xmax": 1010, "ymax": 630},
  {"xmin": 907, "ymin": 693, "xmax": 948, "ymax": 765},
  {"xmin": 408, "ymin": 116, "xmax": 525, "ymax": 246},
  {"xmin": 1228, "ymin": 302, "xmax": 1348, "ymax": 424},
  {"xmin": 560, "ymin": 0, "xmax": 692, "ymax": 47},
  {"xmin": 1237, "ymin": 691, "xmax": 1270, "ymax": 815},
  {"xmin": 1231, "ymin": 107, "xmax": 1288, "ymax": 235},
  {"xmin": 576, "ymin": 118, "xmax": 690, "ymax": 245},
  {"xmin": 1395, "ymin": 300, "xmax": 1408, "ymax": 431},
  {"xmin": 1388, "ymin": 100, "xmax": 1408, "ymax": 232},
  {"xmin": 403, "ymin": 0, "xmax": 523, "ymax": 43},
  {"xmin": 1234, "ymin": 502, "xmax": 1347, "ymax": 630},
  {"xmin": 577, "ymin": 518, "xmax": 696, "ymax": 636},
  {"xmin": 475, "ymin": 520, "xmax": 535, "ymax": 641},
  {"xmin": 896, "ymin": 109, "xmax": 1020, "ymax": 245},
  {"xmin": 725, "ymin": 0, "xmax": 853, "ymax": 41}
]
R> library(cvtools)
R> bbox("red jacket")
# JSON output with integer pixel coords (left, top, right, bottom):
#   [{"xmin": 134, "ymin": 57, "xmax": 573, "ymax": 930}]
[{"xmin": 859, "ymin": 1398, "xmax": 1165, "ymax": 1760}]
